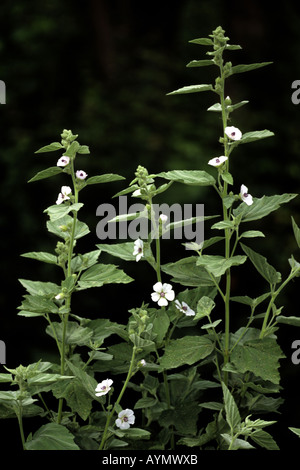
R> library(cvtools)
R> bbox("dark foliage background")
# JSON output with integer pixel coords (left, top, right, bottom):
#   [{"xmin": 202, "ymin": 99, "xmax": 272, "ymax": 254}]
[{"xmin": 1, "ymin": 0, "xmax": 300, "ymax": 450}]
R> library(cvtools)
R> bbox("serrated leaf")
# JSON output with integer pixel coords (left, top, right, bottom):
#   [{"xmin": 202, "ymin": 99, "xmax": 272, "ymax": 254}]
[
  {"xmin": 96, "ymin": 242, "xmax": 135, "ymax": 261},
  {"xmin": 159, "ymin": 336, "xmax": 213, "ymax": 371},
  {"xmin": 222, "ymin": 383, "xmax": 241, "ymax": 431},
  {"xmin": 167, "ymin": 84, "xmax": 214, "ymax": 96},
  {"xmin": 21, "ymin": 251, "xmax": 58, "ymax": 265},
  {"xmin": 240, "ymin": 243, "xmax": 281, "ymax": 285},
  {"xmin": 156, "ymin": 170, "xmax": 216, "ymax": 186},
  {"xmin": 19, "ymin": 279, "xmax": 60, "ymax": 296},
  {"xmin": 77, "ymin": 145, "xmax": 90, "ymax": 154},
  {"xmin": 230, "ymin": 62, "xmax": 272, "ymax": 75},
  {"xmin": 250, "ymin": 429, "xmax": 279, "ymax": 450},
  {"xmin": 161, "ymin": 256, "xmax": 218, "ymax": 287},
  {"xmin": 25, "ymin": 423, "xmax": 80, "ymax": 450},
  {"xmin": 46, "ymin": 321, "xmax": 93, "ymax": 346},
  {"xmin": 77, "ymin": 264, "xmax": 133, "ymax": 290},
  {"xmin": 47, "ymin": 215, "xmax": 90, "ymax": 240},
  {"xmin": 35, "ymin": 142, "xmax": 64, "ymax": 153},
  {"xmin": 196, "ymin": 254, "xmax": 247, "ymax": 277},
  {"xmin": 231, "ymin": 329, "xmax": 285, "ymax": 384},
  {"xmin": 28, "ymin": 166, "xmax": 62, "ymax": 183},
  {"xmin": 44, "ymin": 203, "xmax": 83, "ymax": 221},
  {"xmin": 233, "ymin": 193, "xmax": 297, "ymax": 223}
]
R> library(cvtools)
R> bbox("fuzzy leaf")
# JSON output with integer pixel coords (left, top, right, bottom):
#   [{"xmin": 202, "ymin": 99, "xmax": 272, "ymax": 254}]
[
  {"xmin": 35, "ymin": 142, "xmax": 64, "ymax": 153},
  {"xmin": 86, "ymin": 174, "xmax": 125, "ymax": 185},
  {"xmin": 196, "ymin": 255, "xmax": 247, "ymax": 277},
  {"xmin": 162, "ymin": 256, "xmax": 218, "ymax": 287},
  {"xmin": 156, "ymin": 170, "xmax": 216, "ymax": 186},
  {"xmin": 28, "ymin": 166, "xmax": 62, "ymax": 183},
  {"xmin": 233, "ymin": 193, "xmax": 297, "ymax": 223},
  {"xmin": 167, "ymin": 84, "xmax": 214, "ymax": 96},
  {"xmin": 77, "ymin": 264, "xmax": 133, "ymax": 289},
  {"xmin": 240, "ymin": 243, "xmax": 281, "ymax": 285},
  {"xmin": 186, "ymin": 59, "xmax": 214, "ymax": 67},
  {"xmin": 25, "ymin": 423, "xmax": 80, "ymax": 450},
  {"xmin": 230, "ymin": 62, "xmax": 272, "ymax": 75},
  {"xmin": 159, "ymin": 336, "xmax": 213, "ymax": 371},
  {"xmin": 21, "ymin": 252, "xmax": 58, "ymax": 265}
]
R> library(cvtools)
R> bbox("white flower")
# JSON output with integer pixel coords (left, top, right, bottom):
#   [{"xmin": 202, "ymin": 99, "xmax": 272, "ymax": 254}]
[
  {"xmin": 115, "ymin": 409, "xmax": 135, "ymax": 430},
  {"xmin": 240, "ymin": 184, "xmax": 253, "ymax": 206},
  {"xmin": 175, "ymin": 299, "xmax": 195, "ymax": 316},
  {"xmin": 159, "ymin": 214, "xmax": 168, "ymax": 224},
  {"xmin": 151, "ymin": 282, "xmax": 175, "ymax": 307},
  {"xmin": 76, "ymin": 170, "xmax": 88, "ymax": 180},
  {"xmin": 208, "ymin": 156, "xmax": 228, "ymax": 167},
  {"xmin": 132, "ymin": 189, "xmax": 141, "ymax": 197},
  {"xmin": 56, "ymin": 186, "xmax": 72, "ymax": 205},
  {"xmin": 95, "ymin": 378, "xmax": 113, "ymax": 397},
  {"xmin": 138, "ymin": 359, "xmax": 147, "ymax": 367},
  {"xmin": 57, "ymin": 156, "xmax": 70, "ymax": 167},
  {"xmin": 133, "ymin": 238, "xmax": 144, "ymax": 262},
  {"xmin": 225, "ymin": 126, "xmax": 242, "ymax": 141}
]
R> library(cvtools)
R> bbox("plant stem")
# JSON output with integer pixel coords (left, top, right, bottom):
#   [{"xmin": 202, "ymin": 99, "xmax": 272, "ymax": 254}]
[
  {"xmin": 16, "ymin": 401, "xmax": 26, "ymax": 450},
  {"xmin": 57, "ymin": 159, "xmax": 79, "ymax": 424},
  {"xmin": 98, "ymin": 347, "xmax": 137, "ymax": 450},
  {"xmin": 260, "ymin": 267, "xmax": 300, "ymax": 338}
]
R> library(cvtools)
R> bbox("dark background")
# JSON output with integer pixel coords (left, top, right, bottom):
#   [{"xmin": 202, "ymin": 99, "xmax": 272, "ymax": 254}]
[{"xmin": 1, "ymin": 0, "xmax": 300, "ymax": 450}]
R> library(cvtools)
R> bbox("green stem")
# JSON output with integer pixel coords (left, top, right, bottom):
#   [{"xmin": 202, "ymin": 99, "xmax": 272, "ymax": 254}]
[
  {"xmin": 260, "ymin": 267, "xmax": 300, "ymax": 338},
  {"xmin": 98, "ymin": 346, "xmax": 137, "ymax": 450},
  {"xmin": 57, "ymin": 159, "xmax": 79, "ymax": 424},
  {"xmin": 16, "ymin": 401, "xmax": 26, "ymax": 450}
]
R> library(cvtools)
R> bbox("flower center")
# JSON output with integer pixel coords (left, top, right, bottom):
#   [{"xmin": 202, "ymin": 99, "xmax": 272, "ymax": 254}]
[
  {"xmin": 123, "ymin": 416, "xmax": 128, "ymax": 422},
  {"xmin": 160, "ymin": 292, "xmax": 165, "ymax": 297},
  {"xmin": 243, "ymin": 192, "xmax": 248, "ymax": 197},
  {"xmin": 216, "ymin": 158, "xmax": 220, "ymax": 163}
]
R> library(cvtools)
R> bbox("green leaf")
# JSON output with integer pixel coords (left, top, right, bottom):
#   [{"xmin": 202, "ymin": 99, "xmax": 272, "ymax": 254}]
[
  {"xmin": 222, "ymin": 382, "xmax": 241, "ymax": 431},
  {"xmin": 159, "ymin": 336, "xmax": 213, "ymax": 371},
  {"xmin": 96, "ymin": 242, "xmax": 135, "ymax": 261},
  {"xmin": 189, "ymin": 38, "xmax": 213, "ymax": 46},
  {"xmin": 25, "ymin": 423, "xmax": 80, "ymax": 450},
  {"xmin": 240, "ymin": 243, "xmax": 281, "ymax": 285},
  {"xmin": 167, "ymin": 84, "xmax": 214, "ymax": 96},
  {"xmin": 46, "ymin": 322, "xmax": 93, "ymax": 346},
  {"xmin": 162, "ymin": 256, "xmax": 218, "ymax": 287},
  {"xmin": 47, "ymin": 215, "xmax": 90, "ymax": 240},
  {"xmin": 63, "ymin": 140, "xmax": 80, "ymax": 157},
  {"xmin": 28, "ymin": 166, "xmax": 62, "ymax": 183},
  {"xmin": 21, "ymin": 251, "xmax": 58, "ymax": 265},
  {"xmin": 196, "ymin": 254, "xmax": 247, "ymax": 277},
  {"xmin": 240, "ymin": 129, "xmax": 274, "ymax": 144},
  {"xmin": 71, "ymin": 250, "xmax": 100, "ymax": 272},
  {"xmin": 195, "ymin": 296, "xmax": 216, "ymax": 320},
  {"xmin": 233, "ymin": 193, "xmax": 297, "ymax": 223},
  {"xmin": 240, "ymin": 230, "xmax": 265, "ymax": 238},
  {"xmin": 231, "ymin": 329, "xmax": 285, "ymax": 384},
  {"xmin": 289, "ymin": 427, "xmax": 300, "ymax": 438},
  {"xmin": 250, "ymin": 429, "xmax": 279, "ymax": 450},
  {"xmin": 44, "ymin": 203, "xmax": 83, "ymax": 221},
  {"xmin": 221, "ymin": 172, "xmax": 233, "ymax": 185},
  {"xmin": 86, "ymin": 174, "xmax": 125, "ymax": 185},
  {"xmin": 134, "ymin": 397, "xmax": 157, "ymax": 409},
  {"xmin": 230, "ymin": 62, "xmax": 272, "ymax": 75},
  {"xmin": 156, "ymin": 170, "xmax": 216, "ymax": 186},
  {"xmin": 77, "ymin": 145, "xmax": 90, "ymax": 154},
  {"xmin": 19, "ymin": 279, "xmax": 60, "ymax": 296},
  {"xmin": 292, "ymin": 217, "xmax": 300, "ymax": 249},
  {"xmin": 77, "ymin": 264, "xmax": 133, "ymax": 290},
  {"xmin": 186, "ymin": 59, "xmax": 214, "ymax": 67},
  {"xmin": 35, "ymin": 142, "xmax": 64, "ymax": 153},
  {"xmin": 18, "ymin": 295, "xmax": 59, "ymax": 315},
  {"xmin": 276, "ymin": 315, "xmax": 300, "ymax": 327}
]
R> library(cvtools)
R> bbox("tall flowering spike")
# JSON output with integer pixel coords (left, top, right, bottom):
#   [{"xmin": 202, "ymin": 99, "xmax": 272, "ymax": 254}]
[
  {"xmin": 115, "ymin": 409, "xmax": 135, "ymax": 430},
  {"xmin": 208, "ymin": 156, "xmax": 228, "ymax": 167},
  {"xmin": 225, "ymin": 126, "xmax": 242, "ymax": 141},
  {"xmin": 56, "ymin": 186, "xmax": 72, "ymax": 205},
  {"xmin": 151, "ymin": 282, "xmax": 175, "ymax": 307},
  {"xmin": 95, "ymin": 378, "xmax": 113, "ymax": 397},
  {"xmin": 240, "ymin": 184, "xmax": 253, "ymax": 206},
  {"xmin": 133, "ymin": 238, "xmax": 144, "ymax": 262}
]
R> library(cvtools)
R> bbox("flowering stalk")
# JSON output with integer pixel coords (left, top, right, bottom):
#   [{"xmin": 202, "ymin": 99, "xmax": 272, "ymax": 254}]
[
  {"xmin": 98, "ymin": 346, "xmax": 137, "ymax": 450},
  {"xmin": 57, "ymin": 149, "xmax": 79, "ymax": 424}
]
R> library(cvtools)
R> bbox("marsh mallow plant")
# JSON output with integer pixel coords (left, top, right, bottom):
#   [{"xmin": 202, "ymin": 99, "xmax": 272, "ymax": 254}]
[{"xmin": 1, "ymin": 26, "xmax": 300, "ymax": 451}]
